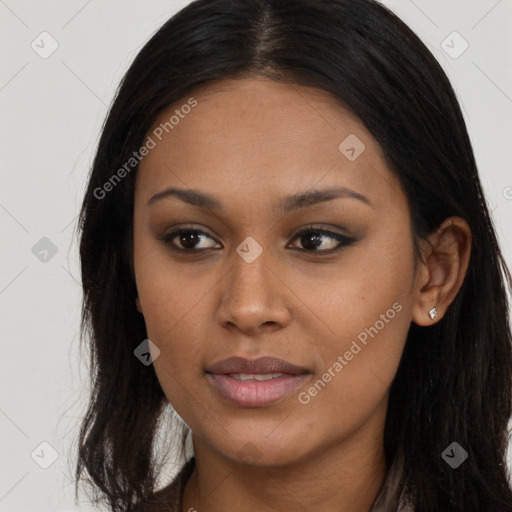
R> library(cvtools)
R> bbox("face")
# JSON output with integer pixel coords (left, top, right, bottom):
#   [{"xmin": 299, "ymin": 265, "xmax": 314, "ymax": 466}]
[{"xmin": 133, "ymin": 77, "xmax": 418, "ymax": 467}]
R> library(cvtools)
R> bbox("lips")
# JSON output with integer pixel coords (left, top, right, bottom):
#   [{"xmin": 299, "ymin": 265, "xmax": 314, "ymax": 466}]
[
  {"xmin": 205, "ymin": 356, "xmax": 311, "ymax": 407},
  {"xmin": 205, "ymin": 356, "xmax": 309, "ymax": 376}
]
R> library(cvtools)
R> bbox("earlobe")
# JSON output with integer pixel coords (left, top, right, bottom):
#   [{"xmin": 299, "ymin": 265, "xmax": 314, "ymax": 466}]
[{"xmin": 411, "ymin": 216, "xmax": 471, "ymax": 326}]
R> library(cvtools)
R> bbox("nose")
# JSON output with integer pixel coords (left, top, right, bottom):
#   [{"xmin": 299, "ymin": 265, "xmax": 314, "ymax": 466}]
[{"xmin": 216, "ymin": 246, "xmax": 292, "ymax": 335}]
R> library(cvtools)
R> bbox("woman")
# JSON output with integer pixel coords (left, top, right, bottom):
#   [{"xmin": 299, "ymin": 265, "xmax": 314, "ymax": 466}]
[{"xmin": 75, "ymin": 0, "xmax": 512, "ymax": 510}]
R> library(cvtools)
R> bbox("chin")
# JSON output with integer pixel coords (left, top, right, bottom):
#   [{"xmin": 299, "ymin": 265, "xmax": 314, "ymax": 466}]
[{"xmin": 214, "ymin": 429, "xmax": 316, "ymax": 468}]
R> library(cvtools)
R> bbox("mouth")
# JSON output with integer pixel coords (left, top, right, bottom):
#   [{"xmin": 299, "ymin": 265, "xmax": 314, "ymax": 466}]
[
  {"xmin": 229, "ymin": 373, "xmax": 287, "ymax": 381},
  {"xmin": 205, "ymin": 356, "xmax": 311, "ymax": 407}
]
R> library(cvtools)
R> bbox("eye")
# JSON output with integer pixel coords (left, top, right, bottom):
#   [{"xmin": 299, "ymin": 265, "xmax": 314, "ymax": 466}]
[
  {"xmin": 161, "ymin": 225, "xmax": 356, "ymax": 254},
  {"xmin": 162, "ymin": 228, "xmax": 222, "ymax": 252},
  {"xmin": 288, "ymin": 226, "xmax": 356, "ymax": 253}
]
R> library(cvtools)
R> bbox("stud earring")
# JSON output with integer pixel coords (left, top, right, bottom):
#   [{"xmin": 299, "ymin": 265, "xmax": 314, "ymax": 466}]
[{"xmin": 428, "ymin": 307, "xmax": 437, "ymax": 320}]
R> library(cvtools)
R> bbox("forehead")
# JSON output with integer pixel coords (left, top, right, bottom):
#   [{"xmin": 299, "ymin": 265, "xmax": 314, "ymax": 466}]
[{"xmin": 135, "ymin": 77, "xmax": 401, "ymax": 209}]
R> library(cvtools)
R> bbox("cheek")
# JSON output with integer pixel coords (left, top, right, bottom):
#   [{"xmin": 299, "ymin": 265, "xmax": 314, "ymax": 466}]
[
  {"xmin": 133, "ymin": 233, "xmax": 212, "ymax": 371},
  {"xmin": 291, "ymin": 229, "xmax": 415, "ymax": 398},
  {"xmin": 292, "ymin": 228, "xmax": 414, "ymax": 343},
  {"xmin": 298, "ymin": 304, "xmax": 410, "ymax": 440},
  {"xmin": 134, "ymin": 258, "xmax": 213, "ymax": 410},
  {"xmin": 134, "ymin": 224, "xmax": 211, "ymax": 322}
]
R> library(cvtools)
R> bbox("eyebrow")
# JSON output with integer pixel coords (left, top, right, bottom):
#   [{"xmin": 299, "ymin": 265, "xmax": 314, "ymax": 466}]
[{"xmin": 147, "ymin": 185, "xmax": 373, "ymax": 212}]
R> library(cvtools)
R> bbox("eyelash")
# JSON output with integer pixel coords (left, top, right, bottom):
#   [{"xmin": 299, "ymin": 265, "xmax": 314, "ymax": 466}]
[{"xmin": 161, "ymin": 225, "xmax": 356, "ymax": 255}]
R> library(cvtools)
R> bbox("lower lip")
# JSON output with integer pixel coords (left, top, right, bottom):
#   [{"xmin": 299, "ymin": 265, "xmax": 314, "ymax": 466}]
[{"xmin": 207, "ymin": 373, "xmax": 310, "ymax": 407}]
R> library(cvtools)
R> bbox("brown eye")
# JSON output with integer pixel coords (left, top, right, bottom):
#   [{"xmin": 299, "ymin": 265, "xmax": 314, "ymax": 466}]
[
  {"xmin": 288, "ymin": 227, "xmax": 355, "ymax": 253},
  {"xmin": 163, "ymin": 229, "xmax": 221, "ymax": 252}
]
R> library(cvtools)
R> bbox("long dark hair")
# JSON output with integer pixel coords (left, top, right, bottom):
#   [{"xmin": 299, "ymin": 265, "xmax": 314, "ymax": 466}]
[{"xmin": 75, "ymin": 0, "xmax": 512, "ymax": 510}]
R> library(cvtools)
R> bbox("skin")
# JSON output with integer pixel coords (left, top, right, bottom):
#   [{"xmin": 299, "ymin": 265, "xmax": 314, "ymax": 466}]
[{"xmin": 133, "ymin": 77, "xmax": 471, "ymax": 511}]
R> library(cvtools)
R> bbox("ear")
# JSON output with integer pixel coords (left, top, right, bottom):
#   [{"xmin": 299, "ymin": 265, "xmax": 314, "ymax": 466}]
[
  {"xmin": 411, "ymin": 216, "xmax": 471, "ymax": 326},
  {"xmin": 135, "ymin": 297, "xmax": 142, "ymax": 313}
]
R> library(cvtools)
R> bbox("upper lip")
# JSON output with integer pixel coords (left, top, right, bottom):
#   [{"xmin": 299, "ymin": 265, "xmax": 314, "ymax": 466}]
[{"xmin": 206, "ymin": 356, "xmax": 309, "ymax": 375}]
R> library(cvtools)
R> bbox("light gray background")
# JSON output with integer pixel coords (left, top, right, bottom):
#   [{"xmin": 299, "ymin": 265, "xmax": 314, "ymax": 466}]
[{"xmin": 1, "ymin": 0, "xmax": 511, "ymax": 510}]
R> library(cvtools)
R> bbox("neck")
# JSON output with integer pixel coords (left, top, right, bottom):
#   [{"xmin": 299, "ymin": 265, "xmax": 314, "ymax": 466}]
[{"xmin": 181, "ymin": 402, "xmax": 388, "ymax": 512}]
